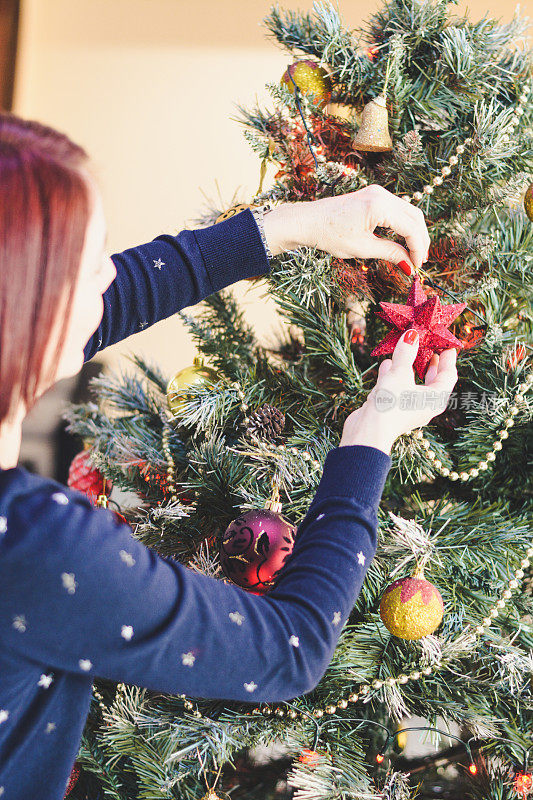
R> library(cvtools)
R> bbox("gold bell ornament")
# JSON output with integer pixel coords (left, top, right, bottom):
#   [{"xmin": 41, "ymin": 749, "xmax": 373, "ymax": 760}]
[
  {"xmin": 353, "ymin": 94, "xmax": 392, "ymax": 152},
  {"xmin": 166, "ymin": 356, "xmax": 219, "ymax": 417},
  {"xmin": 353, "ymin": 45, "xmax": 395, "ymax": 152}
]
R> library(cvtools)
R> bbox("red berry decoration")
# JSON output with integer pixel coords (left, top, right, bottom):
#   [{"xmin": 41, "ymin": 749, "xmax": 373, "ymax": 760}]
[
  {"xmin": 68, "ymin": 447, "xmax": 112, "ymax": 504},
  {"xmin": 220, "ymin": 488, "xmax": 296, "ymax": 595},
  {"xmin": 514, "ymin": 772, "xmax": 533, "ymax": 798},
  {"xmin": 63, "ymin": 761, "xmax": 80, "ymax": 797},
  {"xmin": 298, "ymin": 749, "xmax": 324, "ymax": 767},
  {"xmin": 370, "ymin": 276, "xmax": 467, "ymax": 379}
]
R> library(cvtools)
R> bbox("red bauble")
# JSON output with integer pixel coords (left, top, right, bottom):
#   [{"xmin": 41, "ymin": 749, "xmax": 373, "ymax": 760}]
[
  {"xmin": 63, "ymin": 761, "xmax": 80, "ymax": 797},
  {"xmin": 370, "ymin": 277, "xmax": 466, "ymax": 379},
  {"xmin": 219, "ymin": 509, "xmax": 296, "ymax": 594},
  {"xmin": 68, "ymin": 448, "xmax": 112, "ymax": 504}
]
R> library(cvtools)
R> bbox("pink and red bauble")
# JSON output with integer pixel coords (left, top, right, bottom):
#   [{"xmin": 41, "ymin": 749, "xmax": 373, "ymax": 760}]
[{"xmin": 219, "ymin": 509, "xmax": 296, "ymax": 594}]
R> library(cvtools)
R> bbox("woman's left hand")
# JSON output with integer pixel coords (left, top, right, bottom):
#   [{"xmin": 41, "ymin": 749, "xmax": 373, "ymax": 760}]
[{"xmin": 262, "ymin": 185, "xmax": 430, "ymax": 274}]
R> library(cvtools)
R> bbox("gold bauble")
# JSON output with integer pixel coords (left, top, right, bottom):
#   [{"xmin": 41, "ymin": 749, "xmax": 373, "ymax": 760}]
[
  {"xmin": 216, "ymin": 203, "xmax": 257, "ymax": 224},
  {"xmin": 325, "ymin": 102, "xmax": 357, "ymax": 122},
  {"xmin": 396, "ymin": 720, "xmax": 408, "ymax": 750},
  {"xmin": 353, "ymin": 94, "xmax": 393, "ymax": 152},
  {"xmin": 281, "ymin": 59, "xmax": 332, "ymax": 107},
  {"xmin": 524, "ymin": 182, "xmax": 533, "ymax": 222},
  {"xmin": 166, "ymin": 356, "xmax": 219, "ymax": 417},
  {"xmin": 379, "ymin": 568, "xmax": 444, "ymax": 640}
]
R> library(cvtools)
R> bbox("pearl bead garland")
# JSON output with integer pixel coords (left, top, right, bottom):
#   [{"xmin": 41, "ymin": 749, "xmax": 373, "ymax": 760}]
[
  {"xmin": 413, "ymin": 371, "xmax": 532, "ymax": 482},
  {"xmin": 399, "ymin": 140, "xmax": 474, "ymax": 204},
  {"xmin": 394, "ymin": 84, "xmax": 530, "ymax": 205}
]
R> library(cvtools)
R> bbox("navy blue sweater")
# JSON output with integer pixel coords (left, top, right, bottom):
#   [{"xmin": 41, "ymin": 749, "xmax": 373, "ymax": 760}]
[{"xmin": 0, "ymin": 209, "xmax": 391, "ymax": 799}]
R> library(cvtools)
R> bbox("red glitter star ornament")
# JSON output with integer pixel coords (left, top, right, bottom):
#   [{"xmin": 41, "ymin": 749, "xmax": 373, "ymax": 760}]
[{"xmin": 370, "ymin": 277, "xmax": 467, "ymax": 379}]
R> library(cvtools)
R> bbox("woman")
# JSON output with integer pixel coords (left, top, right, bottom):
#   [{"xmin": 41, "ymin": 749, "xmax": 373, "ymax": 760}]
[{"xmin": 0, "ymin": 112, "xmax": 457, "ymax": 799}]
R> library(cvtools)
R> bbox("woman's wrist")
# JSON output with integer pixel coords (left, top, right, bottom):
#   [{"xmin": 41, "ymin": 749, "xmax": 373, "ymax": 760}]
[
  {"xmin": 338, "ymin": 404, "xmax": 395, "ymax": 456},
  {"xmin": 262, "ymin": 201, "xmax": 313, "ymax": 255}
]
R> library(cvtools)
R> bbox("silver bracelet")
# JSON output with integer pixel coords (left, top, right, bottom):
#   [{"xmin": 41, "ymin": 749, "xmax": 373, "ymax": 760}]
[{"xmin": 250, "ymin": 204, "xmax": 274, "ymax": 260}]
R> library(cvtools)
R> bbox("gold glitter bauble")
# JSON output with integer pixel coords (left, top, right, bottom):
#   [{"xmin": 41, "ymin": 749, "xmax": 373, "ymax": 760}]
[
  {"xmin": 325, "ymin": 102, "xmax": 357, "ymax": 122},
  {"xmin": 379, "ymin": 570, "xmax": 444, "ymax": 640},
  {"xmin": 353, "ymin": 94, "xmax": 393, "ymax": 152},
  {"xmin": 166, "ymin": 356, "xmax": 219, "ymax": 417},
  {"xmin": 216, "ymin": 203, "xmax": 257, "ymax": 224},
  {"xmin": 281, "ymin": 59, "xmax": 332, "ymax": 107},
  {"xmin": 524, "ymin": 182, "xmax": 533, "ymax": 222}
]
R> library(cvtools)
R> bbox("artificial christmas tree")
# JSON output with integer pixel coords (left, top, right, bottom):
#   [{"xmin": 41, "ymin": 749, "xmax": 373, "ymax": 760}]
[{"xmin": 63, "ymin": 1, "xmax": 532, "ymax": 798}]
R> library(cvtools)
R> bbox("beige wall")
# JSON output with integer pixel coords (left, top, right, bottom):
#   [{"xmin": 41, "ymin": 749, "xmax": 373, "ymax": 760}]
[{"xmin": 13, "ymin": 0, "xmax": 525, "ymax": 384}]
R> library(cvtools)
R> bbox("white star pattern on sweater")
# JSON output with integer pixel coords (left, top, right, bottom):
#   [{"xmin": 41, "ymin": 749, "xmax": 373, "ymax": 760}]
[
  {"xmin": 332, "ymin": 611, "xmax": 341, "ymax": 626},
  {"xmin": 0, "ymin": 516, "xmax": 7, "ymax": 534},
  {"xmin": 0, "ymin": 710, "xmax": 9, "ymax": 724},
  {"xmin": 140, "ymin": 320, "xmax": 148, "ymax": 329},
  {"xmin": 229, "ymin": 611, "xmax": 244, "ymax": 625},
  {"xmin": 357, "ymin": 551, "xmax": 366, "ymax": 566},
  {"xmin": 119, "ymin": 549, "xmax": 136, "ymax": 567},
  {"xmin": 13, "ymin": 614, "xmax": 27, "ymax": 632},
  {"xmin": 121, "ymin": 625, "xmax": 134, "ymax": 641},
  {"xmin": 181, "ymin": 651, "xmax": 195, "ymax": 666},
  {"xmin": 0, "ymin": 785, "xmax": 4, "ymax": 795},
  {"xmin": 317, "ymin": 513, "xmax": 325, "ymax": 520},
  {"xmin": 61, "ymin": 572, "xmax": 77, "ymax": 594},
  {"xmin": 153, "ymin": 258, "xmax": 165, "ymax": 270},
  {"xmin": 289, "ymin": 635, "xmax": 300, "ymax": 647},
  {"xmin": 98, "ymin": 337, "xmax": 103, "ymax": 347},
  {"xmin": 38, "ymin": 674, "xmax": 53, "ymax": 689},
  {"xmin": 46, "ymin": 722, "xmax": 56, "ymax": 733},
  {"xmin": 244, "ymin": 681, "xmax": 257, "ymax": 692},
  {"xmin": 79, "ymin": 659, "xmax": 92, "ymax": 671},
  {"xmin": 51, "ymin": 492, "xmax": 69, "ymax": 505}
]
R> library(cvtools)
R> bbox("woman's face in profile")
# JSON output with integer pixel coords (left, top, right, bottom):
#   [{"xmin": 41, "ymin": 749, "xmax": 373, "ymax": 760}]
[{"xmin": 41, "ymin": 173, "xmax": 117, "ymax": 393}]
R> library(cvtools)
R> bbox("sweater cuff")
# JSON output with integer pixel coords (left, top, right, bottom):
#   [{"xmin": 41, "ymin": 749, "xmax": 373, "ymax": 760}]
[
  {"xmin": 193, "ymin": 208, "xmax": 271, "ymax": 293},
  {"xmin": 312, "ymin": 445, "xmax": 392, "ymax": 509}
]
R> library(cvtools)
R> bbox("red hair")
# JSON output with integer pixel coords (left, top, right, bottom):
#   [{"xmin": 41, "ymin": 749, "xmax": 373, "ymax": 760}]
[{"xmin": 0, "ymin": 111, "xmax": 91, "ymax": 426}]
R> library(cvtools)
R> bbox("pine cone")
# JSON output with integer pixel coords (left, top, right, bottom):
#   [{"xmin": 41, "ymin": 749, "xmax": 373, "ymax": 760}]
[{"xmin": 247, "ymin": 404, "xmax": 285, "ymax": 441}]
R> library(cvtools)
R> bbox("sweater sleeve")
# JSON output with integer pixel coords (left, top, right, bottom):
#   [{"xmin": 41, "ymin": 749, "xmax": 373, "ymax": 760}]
[
  {"xmin": 0, "ymin": 445, "xmax": 390, "ymax": 703},
  {"xmin": 83, "ymin": 208, "xmax": 270, "ymax": 363}
]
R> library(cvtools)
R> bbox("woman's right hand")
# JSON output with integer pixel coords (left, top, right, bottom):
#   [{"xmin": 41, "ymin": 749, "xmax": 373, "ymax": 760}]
[{"xmin": 339, "ymin": 328, "xmax": 459, "ymax": 455}]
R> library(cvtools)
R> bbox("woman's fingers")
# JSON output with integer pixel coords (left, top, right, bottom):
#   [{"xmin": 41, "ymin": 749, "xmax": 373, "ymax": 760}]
[
  {"xmin": 426, "ymin": 348, "xmax": 458, "ymax": 392},
  {"xmin": 377, "ymin": 197, "xmax": 430, "ymax": 270},
  {"xmin": 424, "ymin": 353, "xmax": 439, "ymax": 385},
  {"xmin": 378, "ymin": 358, "xmax": 393, "ymax": 378},
  {"xmin": 363, "ymin": 234, "xmax": 416, "ymax": 274},
  {"xmin": 390, "ymin": 328, "xmax": 420, "ymax": 373}
]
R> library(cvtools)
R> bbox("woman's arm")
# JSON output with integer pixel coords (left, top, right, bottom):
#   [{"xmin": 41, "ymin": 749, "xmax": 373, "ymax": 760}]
[
  {"xmin": 0, "ymin": 335, "xmax": 457, "ymax": 702},
  {"xmin": 83, "ymin": 186, "xmax": 430, "ymax": 362},
  {"xmin": 0, "ymin": 444, "xmax": 389, "ymax": 703},
  {"xmin": 83, "ymin": 208, "xmax": 269, "ymax": 363}
]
